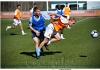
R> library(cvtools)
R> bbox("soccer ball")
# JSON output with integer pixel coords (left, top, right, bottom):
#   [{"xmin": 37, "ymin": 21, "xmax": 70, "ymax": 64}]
[{"xmin": 91, "ymin": 30, "xmax": 99, "ymax": 38}]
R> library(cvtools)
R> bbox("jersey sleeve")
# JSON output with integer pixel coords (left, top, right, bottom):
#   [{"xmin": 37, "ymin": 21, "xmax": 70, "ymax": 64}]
[
  {"xmin": 28, "ymin": 17, "xmax": 32, "ymax": 26},
  {"xmin": 14, "ymin": 10, "xmax": 17, "ymax": 16},
  {"xmin": 30, "ymin": 8, "xmax": 33, "ymax": 13},
  {"xmin": 55, "ymin": 10, "xmax": 57, "ymax": 14},
  {"xmin": 41, "ymin": 12, "xmax": 51, "ymax": 20}
]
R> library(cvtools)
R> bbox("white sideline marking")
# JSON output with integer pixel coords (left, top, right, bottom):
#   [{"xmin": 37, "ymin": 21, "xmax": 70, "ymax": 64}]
[
  {"xmin": 76, "ymin": 17, "xmax": 100, "ymax": 23},
  {"xmin": 76, "ymin": 17, "xmax": 90, "ymax": 23}
]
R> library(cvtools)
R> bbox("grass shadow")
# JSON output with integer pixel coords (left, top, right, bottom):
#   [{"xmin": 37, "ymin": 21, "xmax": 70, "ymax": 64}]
[
  {"xmin": 20, "ymin": 51, "xmax": 62, "ymax": 58},
  {"xmin": 10, "ymin": 33, "xmax": 20, "ymax": 35},
  {"xmin": 20, "ymin": 52, "xmax": 35, "ymax": 58}
]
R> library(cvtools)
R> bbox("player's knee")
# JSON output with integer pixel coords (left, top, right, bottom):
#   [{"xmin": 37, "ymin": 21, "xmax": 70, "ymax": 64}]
[{"xmin": 34, "ymin": 41, "xmax": 38, "ymax": 45}]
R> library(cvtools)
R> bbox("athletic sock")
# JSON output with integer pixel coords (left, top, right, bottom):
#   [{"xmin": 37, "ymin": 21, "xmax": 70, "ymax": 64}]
[
  {"xmin": 8, "ymin": 26, "xmax": 11, "ymax": 28},
  {"xmin": 21, "ymin": 30, "xmax": 25, "ymax": 34},
  {"xmin": 61, "ymin": 34, "xmax": 64, "ymax": 38},
  {"xmin": 36, "ymin": 48, "xmax": 40, "ymax": 56},
  {"xmin": 47, "ymin": 41, "xmax": 51, "ymax": 45}
]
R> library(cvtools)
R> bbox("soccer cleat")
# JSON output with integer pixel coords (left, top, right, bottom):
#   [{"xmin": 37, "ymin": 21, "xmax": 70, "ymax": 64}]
[
  {"xmin": 61, "ymin": 37, "xmax": 65, "ymax": 39},
  {"xmin": 36, "ymin": 48, "xmax": 40, "ymax": 59},
  {"xmin": 44, "ymin": 43, "xmax": 49, "ymax": 50},
  {"xmin": 6, "ymin": 26, "xmax": 11, "ymax": 31},
  {"xmin": 67, "ymin": 25, "xmax": 71, "ymax": 29},
  {"xmin": 22, "ymin": 33, "xmax": 27, "ymax": 35}
]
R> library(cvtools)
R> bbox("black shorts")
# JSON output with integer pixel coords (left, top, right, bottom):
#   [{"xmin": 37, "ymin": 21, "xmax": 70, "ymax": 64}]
[{"xmin": 31, "ymin": 30, "xmax": 44, "ymax": 39}]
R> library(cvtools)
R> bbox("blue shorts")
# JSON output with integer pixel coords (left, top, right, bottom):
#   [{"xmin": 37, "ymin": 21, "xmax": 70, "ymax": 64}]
[{"xmin": 31, "ymin": 30, "xmax": 44, "ymax": 39}]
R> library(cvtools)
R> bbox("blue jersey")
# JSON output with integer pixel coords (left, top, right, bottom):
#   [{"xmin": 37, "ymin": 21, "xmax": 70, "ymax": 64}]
[
  {"xmin": 55, "ymin": 9, "xmax": 63, "ymax": 18},
  {"xmin": 29, "ymin": 14, "xmax": 45, "ymax": 31}
]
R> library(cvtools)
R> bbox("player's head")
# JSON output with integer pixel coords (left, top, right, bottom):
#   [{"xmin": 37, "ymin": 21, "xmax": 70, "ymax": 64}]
[
  {"xmin": 68, "ymin": 17, "xmax": 76, "ymax": 26},
  {"xmin": 57, "ymin": 4, "xmax": 61, "ymax": 10},
  {"xmin": 17, "ymin": 4, "xmax": 21, "ymax": 10},
  {"xmin": 34, "ymin": 7, "xmax": 40, "ymax": 17},
  {"xmin": 66, "ymin": 3, "xmax": 68, "ymax": 7},
  {"xmin": 33, "ymin": 3, "xmax": 37, "ymax": 7}
]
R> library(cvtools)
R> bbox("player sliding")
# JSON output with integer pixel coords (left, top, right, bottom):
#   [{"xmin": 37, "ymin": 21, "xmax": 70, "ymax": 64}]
[
  {"xmin": 36, "ymin": 13, "xmax": 76, "ymax": 59},
  {"xmin": 6, "ymin": 4, "xmax": 27, "ymax": 35},
  {"xmin": 28, "ymin": 7, "xmax": 50, "ymax": 55}
]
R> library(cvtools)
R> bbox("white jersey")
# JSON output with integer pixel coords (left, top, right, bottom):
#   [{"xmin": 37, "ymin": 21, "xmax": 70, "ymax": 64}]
[{"xmin": 30, "ymin": 8, "xmax": 34, "ymax": 14}]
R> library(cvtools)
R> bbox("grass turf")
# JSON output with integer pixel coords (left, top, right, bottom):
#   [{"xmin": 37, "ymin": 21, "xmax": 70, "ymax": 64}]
[{"xmin": 1, "ymin": 17, "xmax": 100, "ymax": 68}]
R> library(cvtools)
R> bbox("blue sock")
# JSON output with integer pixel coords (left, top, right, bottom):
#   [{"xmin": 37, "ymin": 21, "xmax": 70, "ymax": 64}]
[{"xmin": 36, "ymin": 48, "xmax": 40, "ymax": 56}]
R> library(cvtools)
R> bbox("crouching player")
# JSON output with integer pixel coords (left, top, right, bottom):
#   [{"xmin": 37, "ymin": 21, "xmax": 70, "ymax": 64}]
[{"xmin": 36, "ymin": 13, "xmax": 76, "ymax": 59}]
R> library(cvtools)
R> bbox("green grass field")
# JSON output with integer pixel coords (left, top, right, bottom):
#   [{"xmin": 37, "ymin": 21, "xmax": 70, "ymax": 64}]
[{"xmin": 1, "ymin": 17, "xmax": 100, "ymax": 68}]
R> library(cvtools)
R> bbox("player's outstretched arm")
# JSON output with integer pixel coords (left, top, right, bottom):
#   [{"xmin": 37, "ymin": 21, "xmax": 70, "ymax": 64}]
[{"xmin": 48, "ymin": 12, "xmax": 61, "ymax": 17}]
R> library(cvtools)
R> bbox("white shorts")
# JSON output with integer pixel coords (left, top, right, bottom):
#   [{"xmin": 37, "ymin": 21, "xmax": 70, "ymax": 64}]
[
  {"xmin": 44, "ymin": 23, "xmax": 58, "ymax": 39},
  {"xmin": 13, "ymin": 19, "xmax": 21, "ymax": 26}
]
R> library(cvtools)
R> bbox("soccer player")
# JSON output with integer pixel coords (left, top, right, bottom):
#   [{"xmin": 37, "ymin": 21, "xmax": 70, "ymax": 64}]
[
  {"xmin": 55, "ymin": 4, "xmax": 63, "ymax": 18},
  {"xmin": 28, "ymin": 7, "xmax": 50, "ymax": 56},
  {"xmin": 30, "ymin": 3, "xmax": 37, "ymax": 16},
  {"xmin": 36, "ymin": 13, "xmax": 76, "ymax": 59},
  {"xmin": 63, "ymin": 3, "xmax": 71, "ymax": 29},
  {"xmin": 6, "ymin": 4, "xmax": 27, "ymax": 35},
  {"xmin": 63, "ymin": 3, "xmax": 71, "ymax": 20},
  {"xmin": 55, "ymin": 4, "xmax": 65, "ymax": 39}
]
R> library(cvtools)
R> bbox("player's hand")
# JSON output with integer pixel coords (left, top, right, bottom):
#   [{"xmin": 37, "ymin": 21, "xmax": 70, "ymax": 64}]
[
  {"xmin": 48, "ymin": 12, "xmax": 54, "ymax": 16},
  {"xmin": 35, "ymin": 30, "xmax": 40, "ymax": 36}
]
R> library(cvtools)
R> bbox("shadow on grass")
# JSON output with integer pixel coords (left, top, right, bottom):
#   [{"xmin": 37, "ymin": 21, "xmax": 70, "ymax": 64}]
[
  {"xmin": 10, "ymin": 33, "xmax": 20, "ymax": 35},
  {"xmin": 20, "ymin": 51, "xmax": 62, "ymax": 58}
]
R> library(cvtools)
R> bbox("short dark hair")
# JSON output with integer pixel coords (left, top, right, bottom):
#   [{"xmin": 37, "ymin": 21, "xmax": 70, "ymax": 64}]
[
  {"xmin": 17, "ymin": 4, "xmax": 21, "ymax": 7},
  {"xmin": 66, "ymin": 3, "xmax": 68, "ymax": 4},
  {"xmin": 34, "ymin": 7, "xmax": 40, "ymax": 12},
  {"xmin": 34, "ymin": 3, "xmax": 36, "ymax": 5}
]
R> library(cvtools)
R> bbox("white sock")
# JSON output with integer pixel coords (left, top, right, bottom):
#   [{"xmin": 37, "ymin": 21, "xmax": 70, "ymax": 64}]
[
  {"xmin": 21, "ymin": 30, "xmax": 25, "ymax": 34},
  {"xmin": 67, "ymin": 25, "xmax": 71, "ymax": 29},
  {"xmin": 8, "ymin": 26, "xmax": 11, "ymax": 28},
  {"xmin": 61, "ymin": 34, "xmax": 64, "ymax": 38},
  {"xmin": 47, "ymin": 41, "xmax": 51, "ymax": 45}
]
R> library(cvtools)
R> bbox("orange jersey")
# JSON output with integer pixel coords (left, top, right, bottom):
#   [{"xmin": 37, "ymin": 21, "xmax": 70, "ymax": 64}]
[
  {"xmin": 51, "ymin": 18, "xmax": 68, "ymax": 31},
  {"xmin": 14, "ymin": 9, "xmax": 21, "ymax": 20},
  {"xmin": 63, "ymin": 7, "xmax": 70, "ymax": 15}
]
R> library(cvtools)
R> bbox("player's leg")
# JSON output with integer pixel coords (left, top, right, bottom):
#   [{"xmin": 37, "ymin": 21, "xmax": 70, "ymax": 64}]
[
  {"xmin": 31, "ymin": 31, "xmax": 40, "ymax": 59},
  {"xmin": 66, "ymin": 15, "xmax": 71, "ymax": 29},
  {"xmin": 60, "ymin": 28, "xmax": 65, "ymax": 39},
  {"xmin": 39, "ymin": 37, "xmax": 49, "ymax": 50},
  {"xmin": 39, "ymin": 31, "xmax": 45, "ymax": 53},
  {"xmin": 18, "ymin": 20, "xmax": 27, "ymax": 35},
  {"xmin": 44, "ymin": 32, "xmax": 61, "ymax": 50},
  {"xmin": 49, "ymin": 32, "xmax": 61, "ymax": 44},
  {"xmin": 6, "ymin": 25, "xmax": 17, "ymax": 31},
  {"xmin": 6, "ymin": 19, "xmax": 18, "ymax": 31},
  {"xmin": 35, "ymin": 25, "xmax": 53, "ymax": 58},
  {"xmin": 33, "ymin": 37, "xmax": 41, "ymax": 59},
  {"xmin": 33, "ymin": 37, "xmax": 39, "ymax": 48}
]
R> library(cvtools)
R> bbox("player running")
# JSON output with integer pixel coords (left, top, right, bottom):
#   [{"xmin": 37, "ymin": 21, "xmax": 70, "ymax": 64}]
[
  {"xmin": 28, "ymin": 7, "xmax": 50, "ymax": 55},
  {"xmin": 36, "ymin": 13, "xmax": 76, "ymax": 59},
  {"xmin": 6, "ymin": 4, "xmax": 27, "ymax": 35},
  {"xmin": 30, "ymin": 3, "xmax": 37, "ymax": 16}
]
